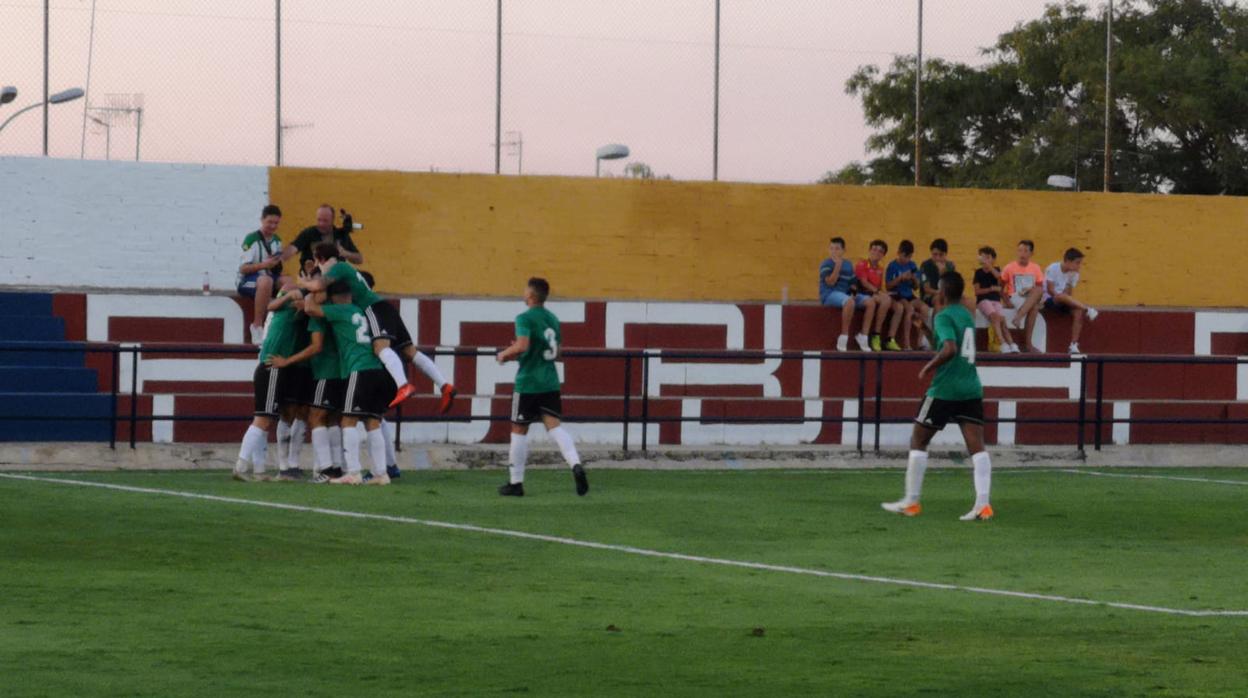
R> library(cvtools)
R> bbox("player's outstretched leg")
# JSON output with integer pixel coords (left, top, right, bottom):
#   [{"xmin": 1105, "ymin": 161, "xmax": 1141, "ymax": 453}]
[
  {"xmin": 405, "ymin": 348, "xmax": 457, "ymax": 414},
  {"xmin": 882, "ymin": 422, "xmax": 935, "ymax": 515},
  {"xmin": 499, "ymin": 427, "xmax": 529, "ymax": 497},
  {"xmin": 957, "ymin": 421, "xmax": 994, "ymax": 521}
]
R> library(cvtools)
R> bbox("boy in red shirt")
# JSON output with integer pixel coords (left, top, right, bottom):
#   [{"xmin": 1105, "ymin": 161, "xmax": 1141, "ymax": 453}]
[{"xmin": 855, "ymin": 239, "xmax": 897, "ymax": 351}]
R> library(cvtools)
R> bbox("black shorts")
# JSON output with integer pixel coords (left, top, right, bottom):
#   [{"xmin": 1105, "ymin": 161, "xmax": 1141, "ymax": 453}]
[
  {"xmin": 364, "ymin": 301, "xmax": 412, "ymax": 351},
  {"xmin": 511, "ymin": 391, "xmax": 562, "ymax": 425},
  {"xmin": 311, "ymin": 377, "xmax": 346, "ymax": 412},
  {"xmin": 1043, "ymin": 298, "xmax": 1071, "ymax": 314},
  {"xmin": 915, "ymin": 396, "xmax": 984, "ymax": 430},
  {"xmin": 281, "ymin": 365, "xmax": 315, "ymax": 406},
  {"xmin": 253, "ymin": 364, "xmax": 282, "ymax": 417},
  {"xmin": 342, "ymin": 368, "xmax": 396, "ymax": 419}
]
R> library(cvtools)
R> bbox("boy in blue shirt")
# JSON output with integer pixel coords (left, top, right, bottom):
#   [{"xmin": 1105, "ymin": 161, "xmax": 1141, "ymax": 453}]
[
  {"xmin": 818, "ymin": 236, "xmax": 871, "ymax": 352},
  {"xmin": 885, "ymin": 240, "xmax": 929, "ymax": 350}
]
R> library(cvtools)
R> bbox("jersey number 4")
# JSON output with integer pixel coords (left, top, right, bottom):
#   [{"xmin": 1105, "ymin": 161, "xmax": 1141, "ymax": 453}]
[
  {"xmin": 960, "ymin": 327, "xmax": 976, "ymax": 365},
  {"xmin": 541, "ymin": 328, "xmax": 558, "ymax": 361}
]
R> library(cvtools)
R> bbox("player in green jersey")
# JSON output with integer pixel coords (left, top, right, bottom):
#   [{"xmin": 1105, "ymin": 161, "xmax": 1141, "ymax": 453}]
[
  {"xmin": 299, "ymin": 243, "xmax": 457, "ymax": 414},
  {"xmin": 264, "ymin": 285, "xmax": 314, "ymax": 481},
  {"xmin": 234, "ymin": 284, "xmax": 306, "ymax": 481},
  {"xmin": 495, "ymin": 277, "xmax": 588, "ymax": 497},
  {"xmin": 302, "ymin": 280, "xmax": 395, "ymax": 485},
  {"xmin": 882, "ymin": 270, "xmax": 995, "ymax": 521},
  {"xmin": 267, "ymin": 273, "xmax": 348, "ymax": 482}
]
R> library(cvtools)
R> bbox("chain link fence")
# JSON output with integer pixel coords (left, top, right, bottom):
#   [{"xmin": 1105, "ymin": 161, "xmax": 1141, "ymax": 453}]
[{"xmin": 2, "ymin": 0, "xmax": 1082, "ymax": 183}]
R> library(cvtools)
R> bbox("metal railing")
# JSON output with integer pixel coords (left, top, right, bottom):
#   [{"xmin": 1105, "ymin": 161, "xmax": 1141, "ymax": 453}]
[{"xmin": 3, "ymin": 342, "xmax": 1247, "ymax": 456}]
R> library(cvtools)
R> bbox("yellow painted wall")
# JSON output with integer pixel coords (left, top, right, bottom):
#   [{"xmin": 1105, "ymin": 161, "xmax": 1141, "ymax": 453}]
[{"xmin": 268, "ymin": 167, "xmax": 1248, "ymax": 307}]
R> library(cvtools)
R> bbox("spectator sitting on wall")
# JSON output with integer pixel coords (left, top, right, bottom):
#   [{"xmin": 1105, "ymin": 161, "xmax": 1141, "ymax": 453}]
[
  {"xmin": 855, "ymin": 239, "xmax": 896, "ymax": 351},
  {"xmin": 237, "ymin": 204, "xmax": 287, "ymax": 346},
  {"xmin": 885, "ymin": 240, "xmax": 930, "ymax": 351},
  {"xmin": 1001, "ymin": 239, "xmax": 1046, "ymax": 352},
  {"xmin": 282, "ymin": 203, "xmax": 364, "ymax": 275},
  {"xmin": 1044, "ymin": 248, "xmax": 1099, "ymax": 355},
  {"xmin": 819, "ymin": 236, "xmax": 868, "ymax": 352},
  {"xmin": 973, "ymin": 246, "xmax": 1020, "ymax": 354},
  {"xmin": 919, "ymin": 238, "xmax": 954, "ymax": 313}
]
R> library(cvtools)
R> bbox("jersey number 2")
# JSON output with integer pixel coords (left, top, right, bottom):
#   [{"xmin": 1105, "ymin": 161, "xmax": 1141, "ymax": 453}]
[
  {"xmin": 960, "ymin": 327, "xmax": 976, "ymax": 365},
  {"xmin": 351, "ymin": 313, "xmax": 370, "ymax": 345},
  {"xmin": 541, "ymin": 328, "xmax": 558, "ymax": 361}
]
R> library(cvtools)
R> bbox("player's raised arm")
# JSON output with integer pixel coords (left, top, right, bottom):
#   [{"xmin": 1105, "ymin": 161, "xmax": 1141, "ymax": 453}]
[
  {"xmin": 267, "ymin": 287, "xmax": 302, "ymax": 312},
  {"xmin": 302, "ymin": 289, "xmax": 325, "ymax": 318}
]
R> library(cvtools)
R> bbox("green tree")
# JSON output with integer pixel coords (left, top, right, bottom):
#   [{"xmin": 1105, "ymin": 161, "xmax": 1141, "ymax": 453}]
[{"xmin": 826, "ymin": 0, "xmax": 1248, "ymax": 194}]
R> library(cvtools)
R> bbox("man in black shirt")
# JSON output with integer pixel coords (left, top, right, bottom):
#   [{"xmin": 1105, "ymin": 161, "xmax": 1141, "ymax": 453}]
[{"xmin": 282, "ymin": 203, "xmax": 364, "ymax": 275}]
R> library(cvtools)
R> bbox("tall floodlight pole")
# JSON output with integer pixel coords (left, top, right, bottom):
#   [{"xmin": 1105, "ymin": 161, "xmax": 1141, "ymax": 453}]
[
  {"xmin": 43, "ymin": 0, "xmax": 49, "ymax": 155},
  {"xmin": 1103, "ymin": 0, "xmax": 1113, "ymax": 192},
  {"xmin": 79, "ymin": 0, "xmax": 98, "ymax": 158},
  {"xmin": 713, "ymin": 0, "xmax": 720, "ymax": 181},
  {"xmin": 914, "ymin": 0, "xmax": 923, "ymax": 186},
  {"xmin": 276, "ymin": 0, "xmax": 283, "ymax": 166},
  {"xmin": 495, "ymin": 0, "xmax": 502, "ymax": 175}
]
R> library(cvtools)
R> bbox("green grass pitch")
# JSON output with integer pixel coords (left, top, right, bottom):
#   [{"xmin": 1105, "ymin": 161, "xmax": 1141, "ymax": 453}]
[{"xmin": 2, "ymin": 467, "xmax": 1246, "ymax": 696}]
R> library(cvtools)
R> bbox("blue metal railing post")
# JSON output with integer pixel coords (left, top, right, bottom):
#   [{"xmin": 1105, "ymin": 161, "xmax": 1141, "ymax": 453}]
[{"xmin": 129, "ymin": 347, "xmax": 138, "ymax": 449}]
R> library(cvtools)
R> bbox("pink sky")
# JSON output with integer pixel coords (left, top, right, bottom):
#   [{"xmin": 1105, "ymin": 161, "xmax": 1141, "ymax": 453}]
[{"xmin": 1, "ymin": 0, "xmax": 1068, "ymax": 182}]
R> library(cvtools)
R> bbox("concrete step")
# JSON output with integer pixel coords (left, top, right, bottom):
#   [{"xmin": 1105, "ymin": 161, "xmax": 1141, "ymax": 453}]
[
  {"xmin": 0, "ymin": 315, "xmax": 65, "ymax": 342},
  {"xmin": 0, "ymin": 292, "xmax": 53, "ymax": 317},
  {"xmin": 0, "ymin": 392, "xmax": 113, "ymax": 441},
  {"xmin": 0, "ymin": 342, "xmax": 87, "ymax": 367},
  {"xmin": 0, "ymin": 367, "xmax": 99, "ymax": 393}
]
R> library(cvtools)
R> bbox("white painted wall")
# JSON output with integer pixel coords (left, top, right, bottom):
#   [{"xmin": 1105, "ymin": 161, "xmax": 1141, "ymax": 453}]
[{"xmin": 0, "ymin": 157, "xmax": 267, "ymax": 291}]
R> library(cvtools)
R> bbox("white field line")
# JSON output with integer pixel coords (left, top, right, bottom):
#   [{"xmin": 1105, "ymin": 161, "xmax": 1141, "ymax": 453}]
[
  {"xmin": 1059, "ymin": 469, "xmax": 1248, "ymax": 487},
  {"xmin": 1, "ymin": 473, "xmax": 1245, "ymax": 619}
]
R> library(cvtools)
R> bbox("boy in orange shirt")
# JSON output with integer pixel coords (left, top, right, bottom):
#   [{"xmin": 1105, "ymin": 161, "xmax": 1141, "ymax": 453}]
[{"xmin": 1001, "ymin": 239, "xmax": 1046, "ymax": 352}]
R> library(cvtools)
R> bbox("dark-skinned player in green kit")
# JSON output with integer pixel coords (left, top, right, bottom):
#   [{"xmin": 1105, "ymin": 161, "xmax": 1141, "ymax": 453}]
[
  {"xmin": 298, "ymin": 242, "xmax": 456, "ymax": 413},
  {"xmin": 882, "ymin": 270, "xmax": 995, "ymax": 521},
  {"xmin": 495, "ymin": 277, "xmax": 588, "ymax": 497}
]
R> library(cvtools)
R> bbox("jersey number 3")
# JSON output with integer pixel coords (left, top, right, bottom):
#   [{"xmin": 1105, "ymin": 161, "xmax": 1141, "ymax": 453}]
[
  {"xmin": 960, "ymin": 327, "xmax": 976, "ymax": 365},
  {"xmin": 541, "ymin": 328, "xmax": 558, "ymax": 361}
]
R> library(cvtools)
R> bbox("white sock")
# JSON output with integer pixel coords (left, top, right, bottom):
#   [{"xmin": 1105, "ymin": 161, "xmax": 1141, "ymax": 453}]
[
  {"xmin": 342, "ymin": 426, "xmax": 363, "ymax": 474},
  {"xmin": 275, "ymin": 420, "xmax": 291, "ymax": 469},
  {"xmin": 972, "ymin": 451, "xmax": 992, "ymax": 508},
  {"xmin": 253, "ymin": 441, "xmax": 268, "ymax": 473},
  {"xmin": 367, "ymin": 428, "xmax": 388, "ymax": 477},
  {"xmin": 288, "ymin": 419, "xmax": 306, "ymax": 468},
  {"xmin": 311, "ymin": 426, "xmax": 332, "ymax": 471},
  {"xmin": 412, "ymin": 351, "xmax": 446, "ymax": 389},
  {"xmin": 378, "ymin": 347, "xmax": 408, "ymax": 388},
  {"xmin": 239, "ymin": 425, "xmax": 268, "ymax": 469},
  {"xmin": 905, "ymin": 449, "xmax": 928, "ymax": 504},
  {"xmin": 382, "ymin": 419, "xmax": 397, "ymax": 467},
  {"xmin": 329, "ymin": 426, "xmax": 345, "ymax": 467},
  {"xmin": 548, "ymin": 426, "xmax": 581, "ymax": 467},
  {"xmin": 508, "ymin": 432, "xmax": 529, "ymax": 484}
]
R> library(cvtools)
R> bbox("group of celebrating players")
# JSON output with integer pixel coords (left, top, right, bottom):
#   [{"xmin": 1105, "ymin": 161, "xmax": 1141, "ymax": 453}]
[
  {"xmin": 232, "ymin": 202, "xmax": 999, "ymax": 518},
  {"xmin": 233, "ymin": 225, "xmax": 588, "ymax": 498}
]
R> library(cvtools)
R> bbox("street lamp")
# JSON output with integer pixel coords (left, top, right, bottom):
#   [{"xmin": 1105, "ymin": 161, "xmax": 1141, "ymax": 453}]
[
  {"xmin": 595, "ymin": 143, "xmax": 629, "ymax": 177},
  {"xmin": 0, "ymin": 87, "xmax": 85, "ymax": 136},
  {"xmin": 1046, "ymin": 175, "xmax": 1077, "ymax": 190},
  {"xmin": 1, "ymin": 86, "xmax": 16, "ymax": 106}
]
